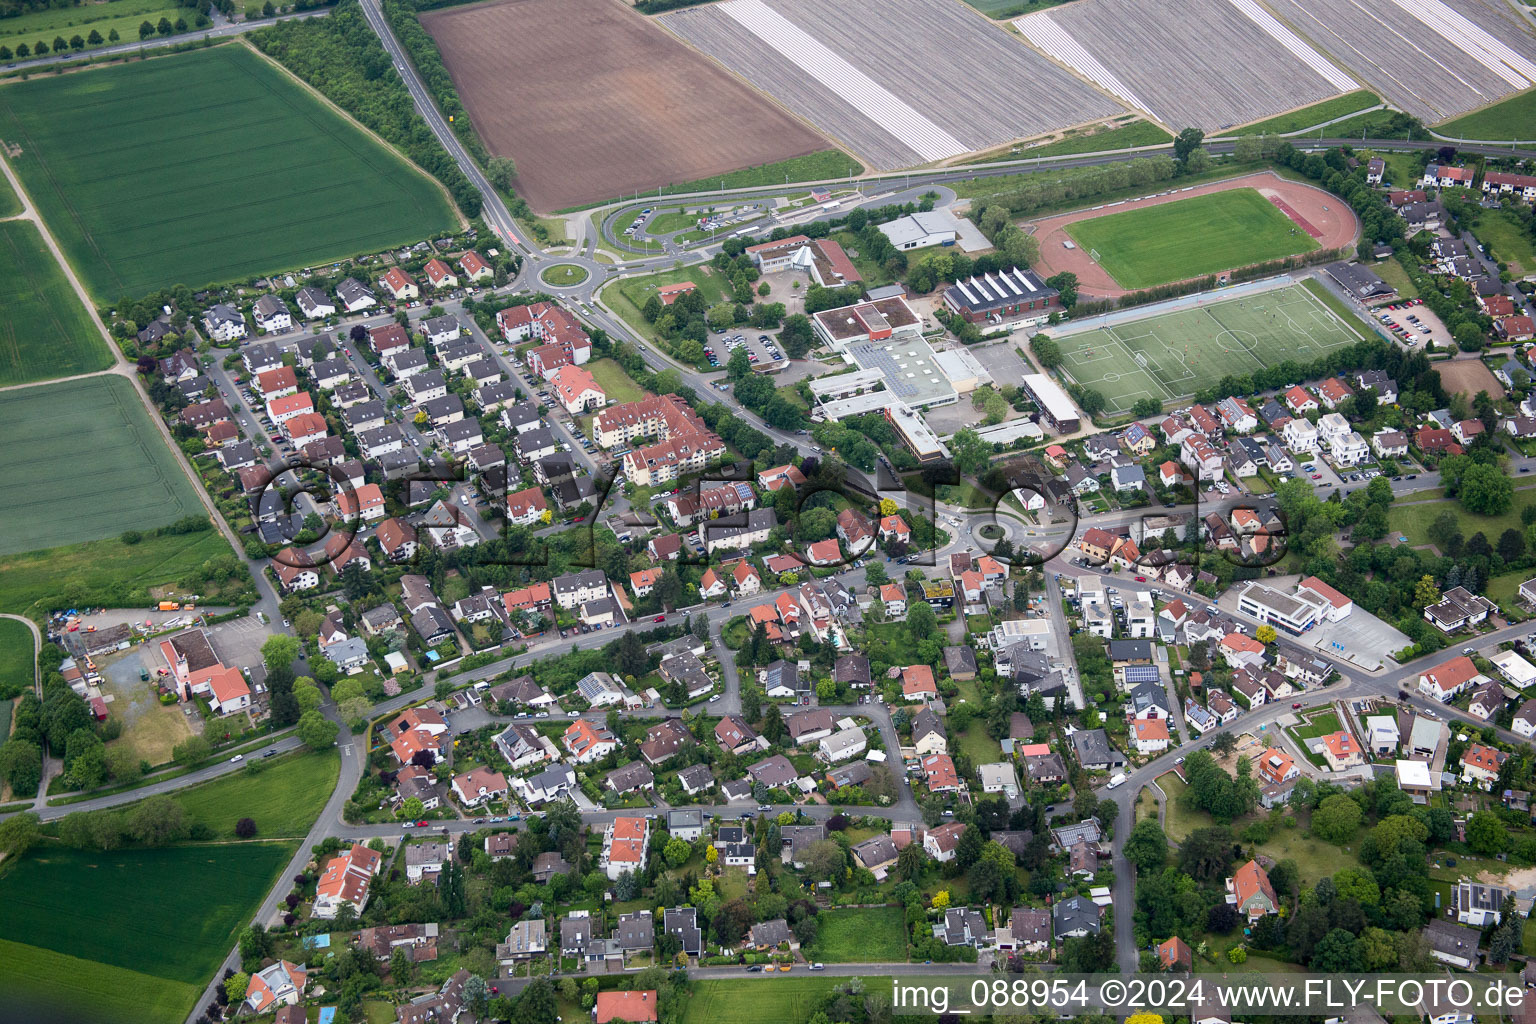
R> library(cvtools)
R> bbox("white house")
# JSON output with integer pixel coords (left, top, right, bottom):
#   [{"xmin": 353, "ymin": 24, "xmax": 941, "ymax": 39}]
[
  {"xmin": 1329, "ymin": 430, "xmax": 1369, "ymax": 467},
  {"xmin": 1282, "ymin": 417, "xmax": 1319, "ymax": 454}
]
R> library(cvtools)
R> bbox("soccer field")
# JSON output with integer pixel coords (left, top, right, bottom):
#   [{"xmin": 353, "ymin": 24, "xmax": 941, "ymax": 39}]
[
  {"xmin": 0, "ymin": 220, "xmax": 113, "ymax": 387},
  {"xmin": 0, "ymin": 44, "xmax": 457, "ymax": 302},
  {"xmin": 1055, "ymin": 284, "xmax": 1360, "ymax": 414},
  {"xmin": 0, "ymin": 375, "xmax": 205, "ymax": 555},
  {"xmin": 1065, "ymin": 189, "xmax": 1320, "ymax": 290}
]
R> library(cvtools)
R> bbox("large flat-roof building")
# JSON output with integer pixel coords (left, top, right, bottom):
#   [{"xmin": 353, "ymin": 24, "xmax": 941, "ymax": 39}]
[
  {"xmin": 811, "ymin": 296, "xmax": 923, "ymax": 351},
  {"xmin": 1020, "ymin": 373, "xmax": 1079, "ymax": 433},
  {"xmin": 943, "ymin": 268, "xmax": 1059, "ymax": 326},
  {"xmin": 1237, "ymin": 582, "xmax": 1329, "ymax": 634}
]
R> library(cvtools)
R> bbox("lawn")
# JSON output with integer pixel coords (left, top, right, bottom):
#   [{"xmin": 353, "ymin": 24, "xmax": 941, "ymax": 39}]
[
  {"xmin": 0, "ymin": 936, "xmax": 200, "ymax": 1024},
  {"xmin": 0, "ymin": 219, "xmax": 114, "ymax": 386},
  {"xmin": 169, "ymin": 748, "xmax": 340, "ymax": 838},
  {"xmin": 0, "ymin": 0, "xmax": 194, "ymax": 52},
  {"xmin": 1055, "ymin": 282, "xmax": 1358, "ymax": 414},
  {"xmin": 681, "ymin": 977, "xmax": 846, "ymax": 1024},
  {"xmin": 539, "ymin": 263, "xmax": 590, "ymax": 288},
  {"xmin": 0, "ymin": 840, "xmax": 295, "ymax": 983},
  {"xmin": 1290, "ymin": 709, "xmax": 1342, "ymax": 739},
  {"xmin": 604, "ymin": 264, "xmax": 731, "ymax": 340},
  {"xmin": 0, "ymin": 617, "xmax": 36, "ymax": 700},
  {"xmin": 1155, "ymin": 771, "xmax": 1203, "ymax": 842},
  {"xmin": 1232, "ymin": 91, "xmax": 1381, "ymax": 136},
  {"xmin": 1437, "ymin": 91, "xmax": 1536, "ymax": 141},
  {"xmin": 957, "ymin": 722, "xmax": 1003, "ymax": 771},
  {"xmin": 1389, "ymin": 498, "xmax": 1528, "ymax": 551},
  {"xmin": 1064, "ymin": 188, "xmax": 1319, "ymax": 290},
  {"xmin": 0, "ymin": 44, "xmax": 457, "ymax": 302},
  {"xmin": 584, "ymin": 358, "xmax": 647, "ymax": 406},
  {"xmin": 647, "ymin": 211, "xmax": 701, "ymax": 234},
  {"xmin": 965, "ymin": 117, "xmax": 1168, "ymax": 165},
  {"xmin": 557, "ymin": 149, "xmax": 862, "ymax": 213},
  {"xmin": 1372, "ymin": 257, "xmax": 1418, "ymax": 300},
  {"xmin": 0, "ymin": 375, "xmax": 205, "ymax": 555},
  {"xmin": 0, "ymin": 526, "xmax": 244, "ymax": 619},
  {"xmin": 1469, "ymin": 207, "xmax": 1536, "ymax": 276},
  {"xmin": 812, "ymin": 906, "xmax": 907, "ymax": 962},
  {"xmin": 1254, "ymin": 817, "xmax": 1356, "ymax": 889}
]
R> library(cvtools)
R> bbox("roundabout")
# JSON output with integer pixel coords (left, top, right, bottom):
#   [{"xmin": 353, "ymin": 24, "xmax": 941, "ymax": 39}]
[{"xmin": 539, "ymin": 263, "xmax": 590, "ymax": 287}]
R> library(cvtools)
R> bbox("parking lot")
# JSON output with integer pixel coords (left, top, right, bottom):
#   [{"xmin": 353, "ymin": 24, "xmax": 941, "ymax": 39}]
[
  {"xmin": 1373, "ymin": 299, "xmax": 1447, "ymax": 349},
  {"xmin": 704, "ymin": 328, "xmax": 785, "ymax": 374}
]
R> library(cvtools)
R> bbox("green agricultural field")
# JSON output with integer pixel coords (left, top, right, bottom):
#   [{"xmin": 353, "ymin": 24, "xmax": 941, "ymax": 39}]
[
  {"xmin": 0, "ymin": 526, "xmax": 244, "ymax": 618},
  {"xmin": 0, "ymin": 173, "xmax": 19, "ymax": 218},
  {"xmin": 0, "ymin": 220, "xmax": 113, "ymax": 386},
  {"xmin": 682, "ymin": 977, "xmax": 847, "ymax": 1024},
  {"xmin": 0, "ymin": 617, "xmax": 36, "ymax": 700},
  {"xmin": 170, "ymin": 748, "xmax": 339, "ymax": 838},
  {"xmin": 1232, "ymin": 91, "xmax": 1381, "ymax": 136},
  {"xmin": 0, "ymin": 840, "xmax": 294, "ymax": 1023},
  {"xmin": 0, "ymin": 375, "xmax": 204, "ymax": 555},
  {"xmin": 1065, "ymin": 188, "xmax": 1320, "ymax": 290},
  {"xmin": 1437, "ymin": 90, "xmax": 1536, "ymax": 141},
  {"xmin": 813, "ymin": 906, "xmax": 908, "ymax": 962},
  {"xmin": 0, "ymin": 936, "xmax": 200, "ymax": 1024},
  {"xmin": 0, "ymin": 44, "xmax": 457, "ymax": 302},
  {"xmin": 1054, "ymin": 282, "xmax": 1359, "ymax": 413},
  {"xmin": 0, "ymin": 0, "xmax": 192, "ymax": 53}
]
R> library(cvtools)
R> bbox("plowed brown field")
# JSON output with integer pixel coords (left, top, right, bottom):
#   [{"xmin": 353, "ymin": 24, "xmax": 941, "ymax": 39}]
[{"xmin": 422, "ymin": 0, "xmax": 829, "ymax": 212}]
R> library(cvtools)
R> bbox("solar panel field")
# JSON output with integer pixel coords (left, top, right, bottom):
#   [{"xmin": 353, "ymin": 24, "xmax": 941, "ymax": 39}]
[{"xmin": 0, "ymin": 44, "xmax": 458, "ymax": 302}]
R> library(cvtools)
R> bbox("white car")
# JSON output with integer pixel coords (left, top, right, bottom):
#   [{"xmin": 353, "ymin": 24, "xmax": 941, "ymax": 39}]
[{"xmin": 230, "ymin": 754, "xmax": 244, "ymax": 763}]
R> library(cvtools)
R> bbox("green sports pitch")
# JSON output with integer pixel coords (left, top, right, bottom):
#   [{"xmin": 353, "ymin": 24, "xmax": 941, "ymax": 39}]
[
  {"xmin": 1055, "ymin": 283, "xmax": 1360, "ymax": 414},
  {"xmin": 1065, "ymin": 188, "xmax": 1320, "ymax": 290},
  {"xmin": 0, "ymin": 44, "xmax": 458, "ymax": 302}
]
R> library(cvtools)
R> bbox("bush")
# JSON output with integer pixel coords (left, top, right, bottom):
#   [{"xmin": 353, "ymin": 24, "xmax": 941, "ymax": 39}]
[{"xmin": 235, "ymin": 817, "xmax": 257, "ymax": 838}]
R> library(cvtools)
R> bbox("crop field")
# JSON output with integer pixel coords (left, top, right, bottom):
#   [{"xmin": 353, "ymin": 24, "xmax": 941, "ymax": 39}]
[
  {"xmin": 0, "ymin": 937, "xmax": 199, "ymax": 1024},
  {"xmin": 0, "ymin": 0, "xmax": 191, "ymax": 52},
  {"xmin": 1233, "ymin": 90, "xmax": 1381, "ymax": 135},
  {"xmin": 662, "ymin": 0, "xmax": 1120, "ymax": 171},
  {"xmin": 1053, "ymin": 283, "xmax": 1359, "ymax": 413},
  {"xmin": 1261, "ymin": 0, "xmax": 1536, "ymax": 122},
  {"xmin": 0, "ymin": 841, "xmax": 295, "ymax": 1023},
  {"xmin": 0, "ymin": 375, "xmax": 205, "ymax": 555},
  {"xmin": 682, "ymin": 977, "xmax": 845, "ymax": 1024},
  {"xmin": 421, "ymin": 0, "xmax": 826, "ymax": 213},
  {"xmin": 0, "ymin": 220, "xmax": 113, "ymax": 387},
  {"xmin": 814, "ymin": 906, "xmax": 908, "ymax": 961},
  {"xmin": 1064, "ymin": 188, "xmax": 1320, "ymax": 290},
  {"xmin": 1439, "ymin": 89, "xmax": 1536, "ymax": 140},
  {"xmin": 1016, "ymin": 0, "xmax": 1355, "ymax": 131},
  {"xmin": 0, "ymin": 44, "xmax": 457, "ymax": 301},
  {"xmin": 0, "ymin": 173, "xmax": 19, "ymax": 218}
]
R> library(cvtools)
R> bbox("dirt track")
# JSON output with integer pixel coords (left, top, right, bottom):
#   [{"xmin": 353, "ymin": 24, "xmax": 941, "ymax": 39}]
[
  {"xmin": 1028, "ymin": 171, "xmax": 1360, "ymax": 299},
  {"xmin": 422, "ymin": 0, "xmax": 829, "ymax": 212}
]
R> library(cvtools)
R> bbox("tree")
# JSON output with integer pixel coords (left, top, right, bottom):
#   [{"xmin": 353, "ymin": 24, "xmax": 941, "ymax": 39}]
[
  {"xmin": 1459, "ymin": 463, "xmax": 1514, "ymax": 516},
  {"xmin": 235, "ymin": 817, "xmax": 257, "ymax": 838},
  {"xmin": 108, "ymin": 28, "xmax": 119, "ymax": 41},
  {"xmin": 1309, "ymin": 928, "xmax": 1363, "ymax": 972},
  {"xmin": 487, "ymin": 157, "xmax": 517, "ymax": 191},
  {"xmin": 296, "ymin": 710, "xmax": 338, "ymax": 749},
  {"xmin": 87, "ymin": 29, "xmax": 102, "ymax": 45},
  {"xmin": 1123, "ymin": 818, "xmax": 1168, "ymax": 872},
  {"xmin": 0, "ymin": 812, "xmax": 42, "ymax": 859},
  {"xmin": 127, "ymin": 796, "xmax": 189, "ymax": 846},
  {"xmin": 1255, "ymin": 624, "xmax": 1277, "ymax": 645},
  {"xmin": 294, "ymin": 680, "xmax": 322, "ymax": 712},
  {"xmin": 1312, "ymin": 794, "xmax": 1363, "ymax": 844},
  {"xmin": 1467, "ymin": 810, "xmax": 1508, "ymax": 855},
  {"xmin": 931, "ymin": 889, "xmax": 951, "ymax": 910},
  {"xmin": 1413, "ymin": 574, "xmax": 1441, "ymax": 610},
  {"xmin": 514, "ymin": 976, "xmax": 558, "ymax": 1024},
  {"xmin": 1211, "ymin": 732, "xmax": 1237, "ymax": 757},
  {"xmin": 664, "ymin": 836, "xmax": 691, "ymax": 867},
  {"xmin": 1030, "ymin": 335, "xmax": 1061, "ymax": 369},
  {"xmin": 1174, "ymin": 127, "xmax": 1206, "ymax": 162},
  {"xmin": 261, "ymin": 634, "xmax": 300, "ymax": 673},
  {"xmin": 897, "ymin": 841, "xmax": 926, "ymax": 882},
  {"xmin": 390, "ymin": 945, "xmax": 415, "ymax": 984},
  {"xmin": 172, "ymin": 735, "xmax": 212, "ymax": 767},
  {"xmin": 156, "ymin": 17, "xmax": 172, "ymax": 34},
  {"xmin": 225, "ymin": 972, "xmax": 249, "ymax": 1004}
]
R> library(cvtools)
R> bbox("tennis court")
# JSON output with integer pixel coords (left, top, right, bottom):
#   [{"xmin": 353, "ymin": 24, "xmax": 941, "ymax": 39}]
[{"xmin": 1055, "ymin": 284, "xmax": 1358, "ymax": 414}]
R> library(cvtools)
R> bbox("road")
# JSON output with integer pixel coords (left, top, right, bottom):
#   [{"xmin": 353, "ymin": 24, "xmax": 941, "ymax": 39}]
[{"xmin": 0, "ymin": 8, "xmax": 329, "ymax": 72}]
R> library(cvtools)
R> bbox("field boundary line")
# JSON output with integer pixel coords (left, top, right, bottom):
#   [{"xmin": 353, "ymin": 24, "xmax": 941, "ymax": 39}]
[{"xmin": 239, "ymin": 39, "xmax": 469, "ymax": 232}]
